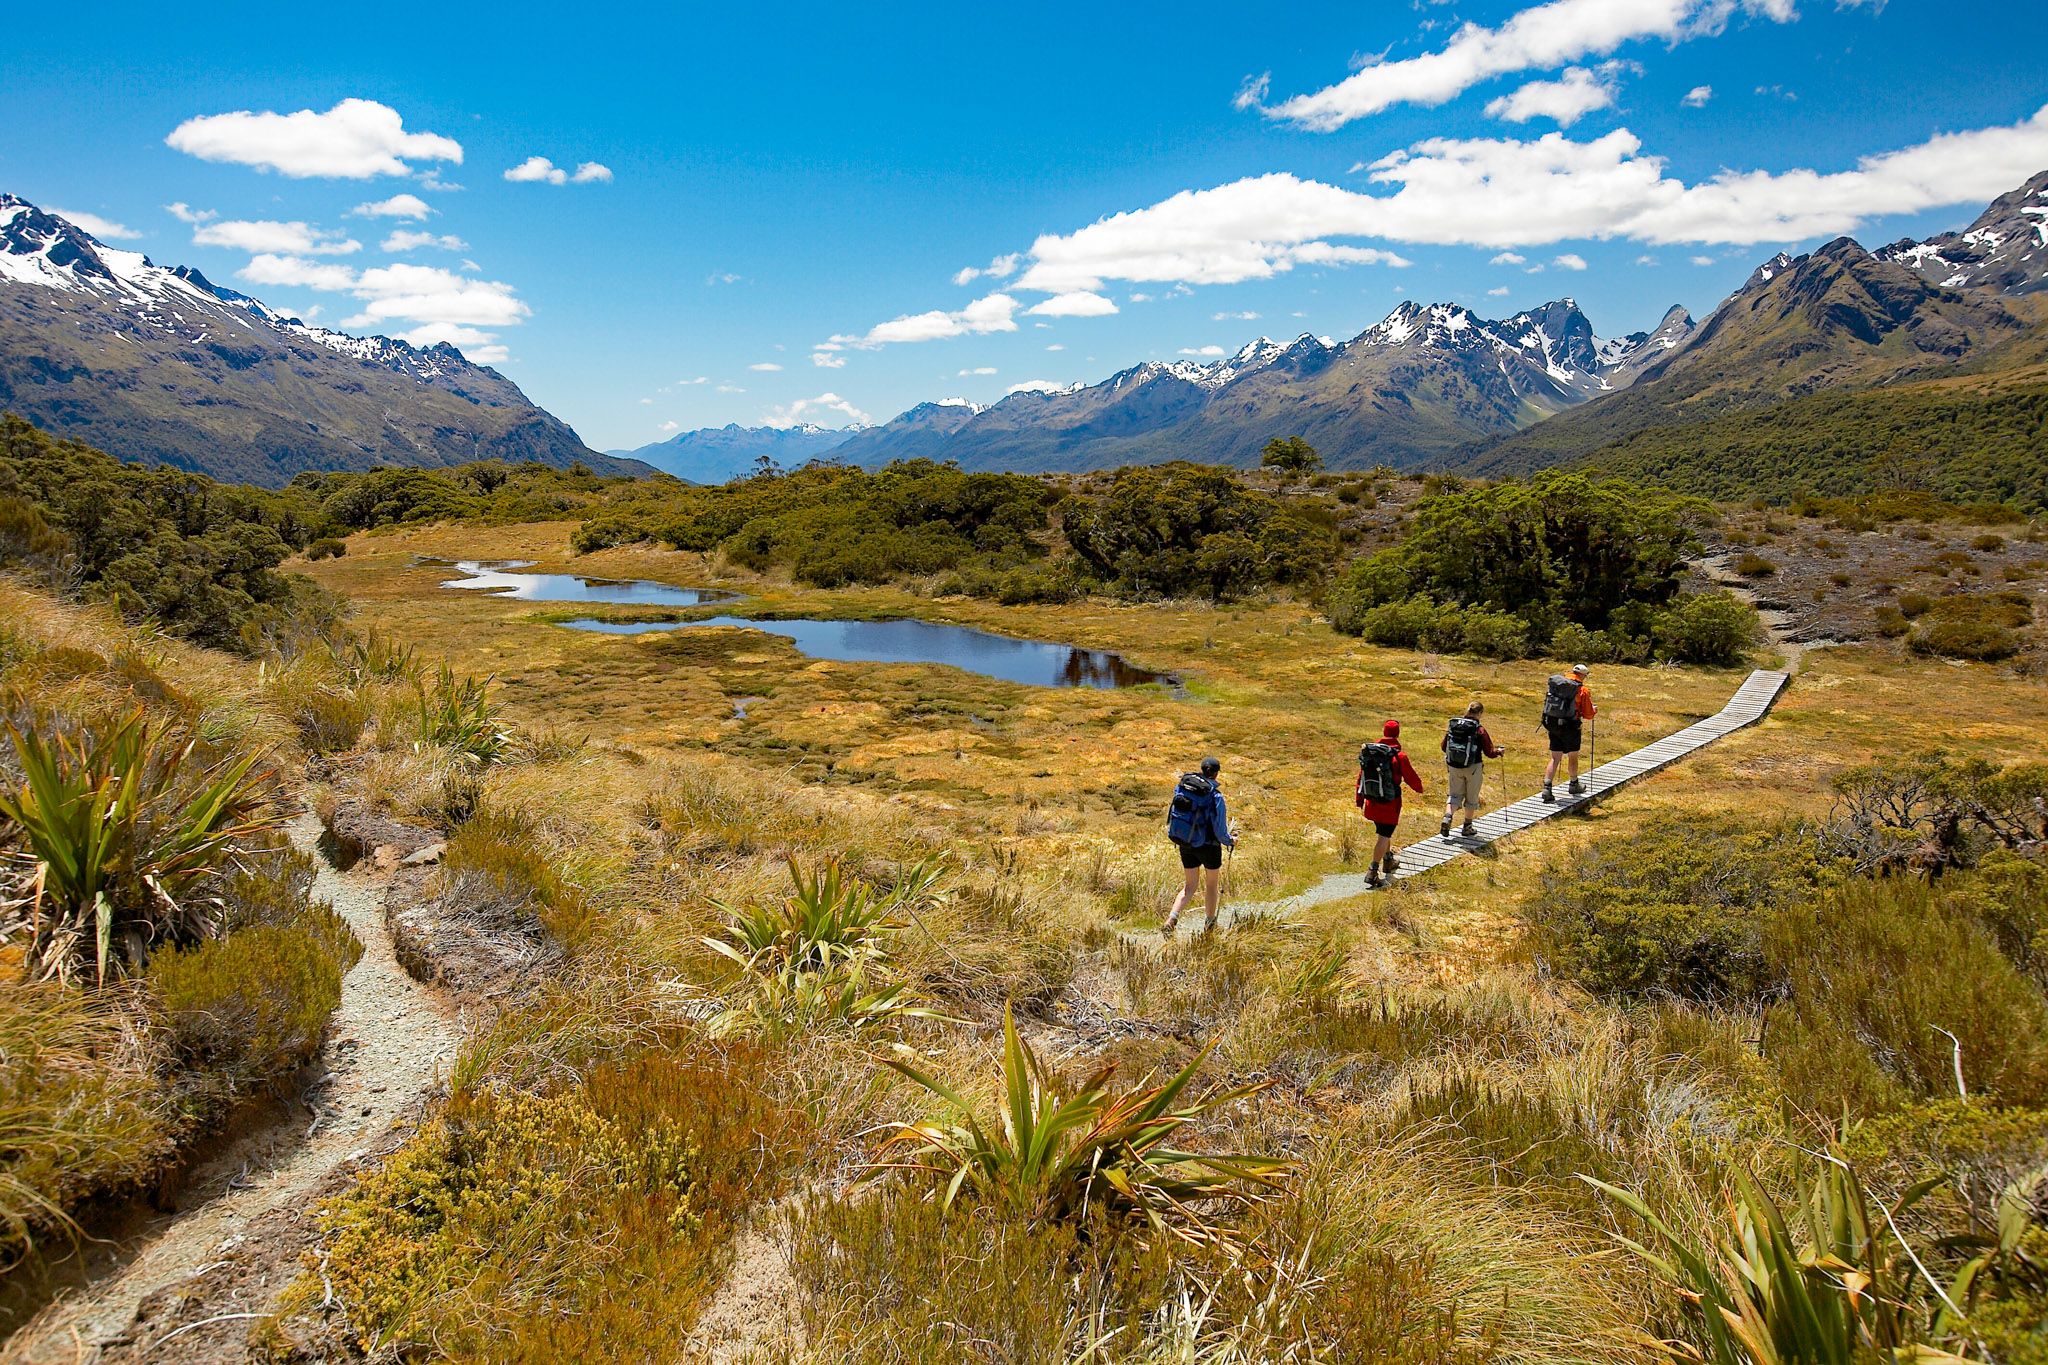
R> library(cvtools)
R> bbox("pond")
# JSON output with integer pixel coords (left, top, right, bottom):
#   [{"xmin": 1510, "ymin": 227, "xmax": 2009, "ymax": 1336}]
[
  {"xmin": 438, "ymin": 560, "xmax": 732, "ymax": 608},
  {"xmin": 558, "ymin": 615, "xmax": 1167, "ymax": 690}
]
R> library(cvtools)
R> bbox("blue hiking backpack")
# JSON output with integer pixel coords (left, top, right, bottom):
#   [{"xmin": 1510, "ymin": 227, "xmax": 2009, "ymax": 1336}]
[{"xmin": 1166, "ymin": 773, "xmax": 1219, "ymax": 846}]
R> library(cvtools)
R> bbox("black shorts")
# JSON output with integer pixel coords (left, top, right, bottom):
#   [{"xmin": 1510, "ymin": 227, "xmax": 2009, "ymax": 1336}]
[
  {"xmin": 1546, "ymin": 720, "xmax": 1584, "ymax": 755},
  {"xmin": 1177, "ymin": 842, "xmax": 1223, "ymax": 870},
  {"xmin": 1372, "ymin": 820, "xmax": 1398, "ymax": 838}
]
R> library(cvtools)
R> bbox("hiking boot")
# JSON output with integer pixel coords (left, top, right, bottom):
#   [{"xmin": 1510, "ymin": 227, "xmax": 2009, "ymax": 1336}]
[
  {"xmin": 1160, "ymin": 914, "xmax": 1178, "ymax": 938},
  {"xmin": 1541, "ymin": 783, "xmax": 1555, "ymax": 803},
  {"xmin": 1568, "ymin": 777, "xmax": 1585, "ymax": 796},
  {"xmin": 1439, "ymin": 814, "xmax": 1453, "ymax": 837},
  {"xmin": 1365, "ymin": 865, "xmax": 1383, "ymax": 889},
  {"xmin": 1382, "ymin": 850, "xmax": 1400, "ymax": 874},
  {"xmin": 1461, "ymin": 822, "xmax": 1477, "ymax": 839}
]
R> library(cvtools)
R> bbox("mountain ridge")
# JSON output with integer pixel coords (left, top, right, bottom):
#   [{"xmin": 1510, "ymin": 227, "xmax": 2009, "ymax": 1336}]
[{"xmin": 0, "ymin": 195, "xmax": 646, "ymax": 488}]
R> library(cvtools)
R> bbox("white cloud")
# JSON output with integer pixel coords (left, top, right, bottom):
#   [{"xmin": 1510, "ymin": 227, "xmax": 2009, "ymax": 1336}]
[
  {"xmin": 165, "ymin": 202, "xmax": 215, "ymax": 224},
  {"xmin": 749, "ymin": 362, "xmax": 784, "ymax": 372},
  {"xmin": 958, "ymin": 366, "xmax": 998, "ymax": 375},
  {"xmin": 351, "ymin": 193, "xmax": 433, "ymax": 220},
  {"xmin": 764, "ymin": 392, "xmax": 870, "ymax": 428},
  {"xmin": 342, "ymin": 263, "xmax": 529, "ymax": 332},
  {"xmin": 1553, "ymin": 252, "xmax": 1589, "ymax": 269},
  {"xmin": 1213, "ymin": 310, "xmax": 1261, "ymax": 321},
  {"xmin": 1682, "ymin": 84, "xmax": 1714, "ymax": 108},
  {"xmin": 1046, "ymin": 343, "xmax": 1066, "ymax": 351},
  {"xmin": 382, "ymin": 230, "xmax": 467, "ymax": 253},
  {"xmin": 1128, "ymin": 292, "xmax": 1153, "ymax": 303},
  {"xmin": 952, "ymin": 252, "xmax": 1022, "ymax": 286},
  {"xmin": 50, "ymin": 209, "xmax": 140, "ymax": 240},
  {"xmin": 639, "ymin": 397, "xmax": 653, "ymax": 405},
  {"xmin": 237, "ymin": 254, "xmax": 359, "ymax": 291},
  {"xmin": 1487, "ymin": 285, "xmax": 1511, "ymax": 295},
  {"xmin": 659, "ymin": 420, "xmax": 680, "ymax": 433},
  {"xmin": 1259, "ymin": 0, "xmax": 1796, "ymax": 131},
  {"xmin": 1490, "ymin": 251, "xmax": 1528, "ymax": 265},
  {"xmin": 1179, "ymin": 345, "xmax": 1227, "ymax": 356},
  {"xmin": 1006, "ymin": 380, "xmax": 1064, "ymax": 395},
  {"xmin": 717, "ymin": 383, "xmax": 746, "ymax": 394},
  {"xmin": 1025, "ymin": 290, "xmax": 1119, "ymax": 318},
  {"xmin": 194, "ymin": 219, "xmax": 360, "ymax": 255},
  {"xmin": 1006, "ymin": 105, "xmax": 2048, "ymax": 298},
  {"xmin": 1635, "ymin": 253, "xmax": 1659, "ymax": 264},
  {"xmin": 706, "ymin": 271, "xmax": 744, "ymax": 286},
  {"xmin": 1483, "ymin": 66, "xmax": 1618, "ymax": 126},
  {"xmin": 389, "ymin": 322, "xmax": 507, "ymax": 361},
  {"xmin": 166, "ymin": 98, "xmax": 462, "ymax": 178},
  {"xmin": 1690, "ymin": 254, "xmax": 1716, "ymax": 265},
  {"xmin": 830, "ymin": 292, "xmax": 1018, "ymax": 348},
  {"xmin": 680, "ymin": 376, "xmax": 709, "ymax": 385},
  {"xmin": 504, "ymin": 156, "xmax": 613, "ymax": 185},
  {"xmin": 811, "ymin": 351, "xmax": 847, "ymax": 368}
]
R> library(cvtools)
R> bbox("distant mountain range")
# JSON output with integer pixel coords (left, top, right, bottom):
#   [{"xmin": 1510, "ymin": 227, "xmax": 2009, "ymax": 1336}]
[
  {"xmin": 0, "ymin": 195, "xmax": 645, "ymax": 487},
  {"xmin": 621, "ymin": 299, "xmax": 1699, "ymax": 478},
  {"xmin": 626, "ymin": 171, "xmax": 2046, "ymax": 495}
]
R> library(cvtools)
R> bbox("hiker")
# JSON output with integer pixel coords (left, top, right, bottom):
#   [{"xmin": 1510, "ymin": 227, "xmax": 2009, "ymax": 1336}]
[
  {"xmin": 1162, "ymin": 756, "xmax": 1235, "ymax": 935},
  {"xmin": 1540, "ymin": 663, "xmax": 1597, "ymax": 802},
  {"xmin": 1355, "ymin": 720, "xmax": 1422, "ymax": 889},
  {"xmin": 1439, "ymin": 700, "xmax": 1505, "ymax": 839}
]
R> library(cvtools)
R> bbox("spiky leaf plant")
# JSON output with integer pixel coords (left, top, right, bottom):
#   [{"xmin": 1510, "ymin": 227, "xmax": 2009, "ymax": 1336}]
[
  {"xmin": 0, "ymin": 712, "xmax": 277, "ymax": 983},
  {"xmin": 880, "ymin": 1006, "xmax": 1289, "ymax": 1243}
]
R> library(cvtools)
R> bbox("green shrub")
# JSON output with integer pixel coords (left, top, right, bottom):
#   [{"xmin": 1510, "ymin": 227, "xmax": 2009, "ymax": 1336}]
[
  {"xmin": 1734, "ymin": 551, "xmax": 1776, "ymax": 577},
  {"xmin": 1765, "ymin": 877, "xmax": 2048, "ymax": 1113},
  {"xmin": 304, "ymin": 537, "xmax": 347, "ymax": 560},
  {"xmin": 146, "ymin": 915, "xmax": 362, "ymax": 1093},
  {"xmin": 1908, "ymin": 592, "xmax": 2032, "ymax": 661},
  {"xmin": 1355, "ymin": 595, "xmax": 1441, "ymax": 649},
  {"xmin": 1064, "ymin": 462, "xmax": 1336, "ymax": 600},
  {"xmin": 1522, "ymin": 815, "xmax": 1831, "ymax": 1002},
  {"xmin": 1898, "ymin": 591, "xmax": 1934, "ymax": 617},
  {"xmin": 1651, "ymin": 591, "xmax": 1758, "ymax": 664},
  {"xmin": 1973, "ymin": 533, "xmax": 2008, "ymax": 552},
  {"xmin": 1874, "ymin": 605, "xmax": 1910, "ymax": 638},
  {"xmin": 1945, "ymin": 852, "xmax": 2048, "ymax": 986}
]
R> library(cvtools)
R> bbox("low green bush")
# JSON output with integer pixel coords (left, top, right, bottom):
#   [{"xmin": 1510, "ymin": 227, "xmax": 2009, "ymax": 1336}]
[
  {"xmin": 1734, "ymin": 551, "xmax": 1776, "ymax": 577},
  {"xmin": 1651, "ymin": 591, "xmax": 1758, "ymax": 664},
  {"xmin": 1765, "ymin": 876, "xmax": 2048, "ymax": 1114},
  {"xmin": 304, "ymin": 537, "xmax": 347, "ymax": 560},
  {"xmin": 147, "ymin": 912, "xmax": 362, "ymax": 1094},
  {"xmin": 1521, "ymin": 815, "xmax": 1832, "ymax": 1002},
  {"xmin": 1908, "ymin": 591, "xmax": 2032, "ymax": 661}
]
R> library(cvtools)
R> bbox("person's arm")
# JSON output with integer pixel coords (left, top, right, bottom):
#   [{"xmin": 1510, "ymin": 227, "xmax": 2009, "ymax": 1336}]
[
  {"xmin": 1354, "ymin": 766, "xmax": 1364, "ymax": 807},
  {"xmin": 1215, "ymin": 791, "xmax": 1234, "ymax": 846},
  {"xmin": 1401, "ymin": 752, "xmax": 1423, "ymax": 794},
  {"xmin": 1480, "ymin": 725, "xmax": 1503, "ymax": 759},
  {"xmin": 1578, "ymin": 688, "xmax": 1596, "ymax": 720},
  {"xmin": 1440, "ymin": 729, "xmax": 1450, "ymax": 754}
]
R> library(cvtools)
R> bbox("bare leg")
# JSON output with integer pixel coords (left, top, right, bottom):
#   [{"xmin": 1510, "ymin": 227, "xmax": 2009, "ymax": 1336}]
[
  {"xmin": 1163, "ymin": 866, "xmax": 1199, "ymax": 932},
  {"xmin": 1201, "ymin": 867, "xmax": 1222, "ymax": 929},
  {"xmin": 1373, "ymin": 834, "xmax": 1392, "ymax": 866},
  {"xmin": 1544, "ymin": 752, "xmax": 1562, "ymax": 786}
]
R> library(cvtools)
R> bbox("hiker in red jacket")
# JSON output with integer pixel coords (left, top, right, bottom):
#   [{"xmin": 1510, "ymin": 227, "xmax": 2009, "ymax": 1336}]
[{"xmin": 1355, "ymin": 719, "xmax": 1423, "ymax": 889}]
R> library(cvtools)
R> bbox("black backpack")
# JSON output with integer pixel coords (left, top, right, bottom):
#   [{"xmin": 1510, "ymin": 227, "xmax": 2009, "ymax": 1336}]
[
  {"xmin": 1357, "ymin": 742, "xmax": 1400, "ymax": 804},
  {"xmin": 1541, "ymin": 674, "xmax": 1581, "ymax": 727},
  {"xmin": 1166, "ymin": 773, "xmax": 1219, "ymax": 846},
  {"xmin": 1445, "ymin": 716, "xmax": 1484, "ymax": 768}
]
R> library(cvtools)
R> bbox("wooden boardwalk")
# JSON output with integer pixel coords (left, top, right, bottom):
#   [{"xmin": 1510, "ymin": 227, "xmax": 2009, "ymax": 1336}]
[{"xmin": 1212, "ymin": 669, "xmax": 1791, "ymax": 928}]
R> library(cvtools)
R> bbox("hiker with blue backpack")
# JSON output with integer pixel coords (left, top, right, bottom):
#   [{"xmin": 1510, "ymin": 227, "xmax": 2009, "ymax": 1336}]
[
  {"xmin": 1439, "ymin": 700, "xmax": 1505, "ymax": 840},
  {"xmin": 1356, "ymin": 720, "xmax": 1423, "ymax": 889},
  {"xmin": 1162, "ymin": 757, "xmax": 1235, "ymax": 936}
]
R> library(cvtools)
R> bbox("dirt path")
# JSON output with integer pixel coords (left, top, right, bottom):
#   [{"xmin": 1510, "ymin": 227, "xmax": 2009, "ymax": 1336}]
[
  {"xmin": 4, "ymin": 811, "xmax": 462, "ymax": 1365},
  {"xmin": 1700, "ymin": 551, "xmax": 1826, "ymax": 675}
]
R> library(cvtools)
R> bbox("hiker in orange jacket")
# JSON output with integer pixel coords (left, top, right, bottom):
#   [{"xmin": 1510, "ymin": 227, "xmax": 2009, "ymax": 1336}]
[
  {"xmin": 1541, "ymin": 663, "xmax": 1596, "ymax": 801},
  {"xmin": 1355, "ymin": 719, "xmax": 1423, "ymax": 889}
]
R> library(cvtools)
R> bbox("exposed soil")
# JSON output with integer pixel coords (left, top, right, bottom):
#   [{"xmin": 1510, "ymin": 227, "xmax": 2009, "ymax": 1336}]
[{"xmin": 3, "ymin": 811, "xmax": 462, "ymax": 1365}]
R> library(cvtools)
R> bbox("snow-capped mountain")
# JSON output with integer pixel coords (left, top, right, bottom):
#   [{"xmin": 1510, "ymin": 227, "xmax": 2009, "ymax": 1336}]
[
  {"xmin": 820, "ymin": 297, "xmax": 1694, "ymax": 474},
  {"xmin": 615, "ymin": 420, "xmax": 863, "ymax": 484},
  {"xmin": 1876, "ymin": 170, "xmax": 2048, "ymax": 297},
  {"xmin": 0, "ymin": 194, "xmax": 636, "ymax": 486}
]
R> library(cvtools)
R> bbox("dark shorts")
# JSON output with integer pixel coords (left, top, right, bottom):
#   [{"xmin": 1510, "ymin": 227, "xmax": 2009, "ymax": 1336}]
[
  {"xmin": 1546, "ymin": 720, "xmax": 1584, "ymax": 755},
  {"xmin": 1177, "ymin": 842, "xmax": 1223, "ymax": 870},
  {"xmin": 1371, "ymin": 820, "xmax": 1398, "ymax": 838}
]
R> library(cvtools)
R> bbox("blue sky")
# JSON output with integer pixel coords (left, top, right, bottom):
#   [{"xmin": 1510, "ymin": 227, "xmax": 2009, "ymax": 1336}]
[{"xmin": 3, "ymin": 0, "xmax": 2046, "ymax": 451}]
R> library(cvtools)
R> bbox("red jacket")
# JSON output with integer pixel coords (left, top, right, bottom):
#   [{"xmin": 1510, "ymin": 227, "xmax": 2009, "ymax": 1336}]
[{"xmin": 1355, "ymin": 742, "xmax": 1423, "ymax": 825}]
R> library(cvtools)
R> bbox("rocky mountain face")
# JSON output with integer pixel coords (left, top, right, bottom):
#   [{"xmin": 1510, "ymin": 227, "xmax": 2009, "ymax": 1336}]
[
  {"xmin": 1460, "ymin": 226, "xmax": 2036, "ymax": 477},
  {"xmin": 0, "ymin": 195, "xmax": 641, "ymax": 487},
  {"xmin": 615, "ymin": 421, "xmax": 860, "ymax": 484},
  {"xmin": 1877, "ymin": 170, "xmax": 2048, "ymax": 297},
  {"xmin": 817, "ymin": 300, "xmax": 1692, "ymax": 473}
]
